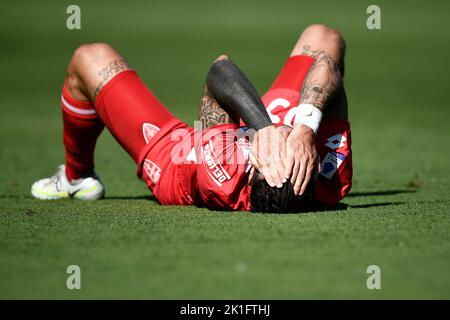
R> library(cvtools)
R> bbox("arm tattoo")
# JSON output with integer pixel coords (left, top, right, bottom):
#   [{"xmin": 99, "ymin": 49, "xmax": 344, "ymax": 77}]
[
  {"xmin": 300, "ymin": 45, "xmax": 342, "ymax": 112},
  {"xmin": 93, "ymin": 59, "xmax": 131, "ymax": 100},
  {"xmin": 198, "ymin": 87, "xmax": 234, "ymax": 129}
]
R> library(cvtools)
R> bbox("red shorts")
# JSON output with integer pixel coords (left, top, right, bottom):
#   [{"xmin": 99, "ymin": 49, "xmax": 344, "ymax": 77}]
[{"xmin": 136, "ymin": 118, "xmax": 200, "ymax": 206}]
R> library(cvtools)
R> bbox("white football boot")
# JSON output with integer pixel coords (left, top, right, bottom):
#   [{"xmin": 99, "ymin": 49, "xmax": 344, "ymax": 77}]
[{"xmin": 31, "ymin": 164, "xmax": 105, "ymax": 200}]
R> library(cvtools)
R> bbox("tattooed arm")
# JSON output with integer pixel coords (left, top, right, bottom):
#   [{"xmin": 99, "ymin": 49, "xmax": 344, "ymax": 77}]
[
  {"xmin": 286, "ymin": 42, "xmax": 347, "ymax": 195},
  {"xmin": 198, "ymin": 55, "xmax": 287, "ymax": 188},
  {"xmin": 299, "ymin": 45, "xmax": 342, "ymax": 114},
  {"xmin": 200, "ymin": 56, "xmax": 273, "ymax": 131},
  {"xmin": 198, "ymin": 86, "xmax": 236, "ymax": 129}
]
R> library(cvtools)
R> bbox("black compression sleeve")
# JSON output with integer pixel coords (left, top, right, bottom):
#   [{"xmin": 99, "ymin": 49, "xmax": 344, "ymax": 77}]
[{"xmin": 206, "ymin": 59, "xmax": 272, "ymax": 131}]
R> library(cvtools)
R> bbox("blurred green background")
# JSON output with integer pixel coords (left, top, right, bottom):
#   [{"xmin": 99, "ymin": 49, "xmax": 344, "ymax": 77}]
[{"xmin": 0, "ymin": 0, "xmax": 449, "ymax": 299}]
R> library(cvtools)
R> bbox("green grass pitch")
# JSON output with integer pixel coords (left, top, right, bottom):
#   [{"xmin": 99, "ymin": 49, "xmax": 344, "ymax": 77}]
[{"xmin": 1, "ymin": 0, "xmax": 449, "ymax": 299}]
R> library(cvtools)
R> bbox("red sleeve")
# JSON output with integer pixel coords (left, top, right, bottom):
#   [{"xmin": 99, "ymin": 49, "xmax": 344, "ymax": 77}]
[
  {"xmin": 313, "ymin": 120, "xmax": 353, "ymax": 205},
  {"xmin": 196, "ymin": 124, "xmax": 251, "ymax": 211}
]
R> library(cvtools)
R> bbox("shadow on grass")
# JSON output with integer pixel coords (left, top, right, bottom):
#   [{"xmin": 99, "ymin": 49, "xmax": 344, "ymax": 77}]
[
  {"xmin": 101, "ymin": 195, "xmax": 406, "ymax": 212},
  {"xmin": 310, "ymin": 203, "xmax": 349, "ymax": 212},
  {"xmin": 309, "ymin": 201, "xmax": 405, "ymax": 213},
  {"xmin": 346, "ymin": 189, "xmax": 416, "ymax": 197},
  {"xmin": 282, "ymin": 189, "xmax": 414, "ymax": 213},
  {"xmin": 348, "ymin": 201, "xmax": 405, "ymax": 209}
]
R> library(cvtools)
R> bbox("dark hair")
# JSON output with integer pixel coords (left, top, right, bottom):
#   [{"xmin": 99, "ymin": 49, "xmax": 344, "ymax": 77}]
[{"xmin": 249, "ymin": 173, "xmax": 314, "ymax": 213}]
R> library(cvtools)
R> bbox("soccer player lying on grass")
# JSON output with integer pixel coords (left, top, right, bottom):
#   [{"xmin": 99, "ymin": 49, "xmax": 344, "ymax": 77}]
[{"xmin": 31, "ymin": 24, "xmax": 352, "ymax": 213}]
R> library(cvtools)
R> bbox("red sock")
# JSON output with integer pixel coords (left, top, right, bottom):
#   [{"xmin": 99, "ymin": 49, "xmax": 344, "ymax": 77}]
[
  {"xmin": 61, "ymin": 83, "xmax": 104, "ymax": 181},
  {"xmin": 94, "ymin": 70, "xmax": 175, "ymax": 163}
]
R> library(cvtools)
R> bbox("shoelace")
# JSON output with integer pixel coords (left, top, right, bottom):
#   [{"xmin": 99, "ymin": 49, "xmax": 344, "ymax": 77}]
[{"xmin": 46, "ymin": 167, "xmax": 64, "ymax": 191}]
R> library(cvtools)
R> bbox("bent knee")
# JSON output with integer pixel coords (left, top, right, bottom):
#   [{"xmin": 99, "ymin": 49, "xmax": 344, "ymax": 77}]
[
  {"xmin": 213, "ymin": 54, "xmax": 229, "ymax": 63},
  {"xmin": 71, "ymin": 43, "xmax": 116, "ymax": 64},
  {"xmin": 302, "ymin": 24, "xmax": 344, "ymax": 45}
]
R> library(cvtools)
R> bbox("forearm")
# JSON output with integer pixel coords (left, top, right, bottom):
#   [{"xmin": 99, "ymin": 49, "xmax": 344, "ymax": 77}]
[
  {"xmin": 299, "ymin": 45, "xmax": 343, "ymax": 115},
  {"xmin": 206, "ymin": 58, "xmax": 272, "ymax": 131}
]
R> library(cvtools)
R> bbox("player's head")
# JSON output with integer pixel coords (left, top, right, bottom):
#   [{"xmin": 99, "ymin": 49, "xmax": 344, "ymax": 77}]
[
  {"xmin": 249, "ymin": 125, "xmax": 314, "ymax": 213},
  {"xmin": 249, "ymin": 171, "xmax": 314, "ymax": 213}
]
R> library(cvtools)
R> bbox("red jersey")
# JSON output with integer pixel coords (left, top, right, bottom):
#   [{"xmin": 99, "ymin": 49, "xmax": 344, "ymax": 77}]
[
  {"xmin": 195, "ymin": 124, "xmax": 251, "ymax": 210},
  {"xmin": 137, "ymin": 119, "xmax": 251, "ymax": 210}
]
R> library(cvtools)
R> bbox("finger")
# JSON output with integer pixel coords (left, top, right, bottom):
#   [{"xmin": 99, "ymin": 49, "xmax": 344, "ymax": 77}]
[
  {"xmin": 266, "ymin": 130, "xmax": 284, "ymax": 187},
  {"xmin": 256, "ymin": 154, "xmax": 272, "ymax": 186},
  {"xmin": 261, "ymin": 137, "xmax": 281, "ymax": 188},
  {"xmin": 290, "ymin": 160, "xmax": 300, "ymax": 185},
  {"xmin": 268, "ymin": 157, "xmax": 283, "ymax": 188},
  {"xmin": 274, "ymin": 154, "xmax": 286, "ymax": 186},
  {"xmin": 285, "ymin": 148, "xmax": 295, "ymax": 180},
  {"xmin": 294, "ymin": 160, "xmax": 306, "ymax": 195},
  {"xmin": 276, "ymin": 165, "xmax": 285, "ymax": 188},
  {"xmin": 260, "ymin": 165, "xmax": 275, "ymax": 188},
  {"xmin": 278, "ymin": 140, "xmax": 288, "ymax": 183},
  {"xmin": 249, "ymin": 152, "xmax": 260, "ymax": 171},
  {"xmin": 248, "ymin": 167, "xmax": 255, "ymax": 182},
  {"xmin": 300, "ymin": 163, "xmax": 314, "ymax": 195}
]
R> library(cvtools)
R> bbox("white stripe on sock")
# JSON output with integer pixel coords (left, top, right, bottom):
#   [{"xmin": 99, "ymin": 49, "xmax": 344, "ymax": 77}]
[{"xmin": 61, "ymin": 95, "xmax": 96, "ymax": 115}]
